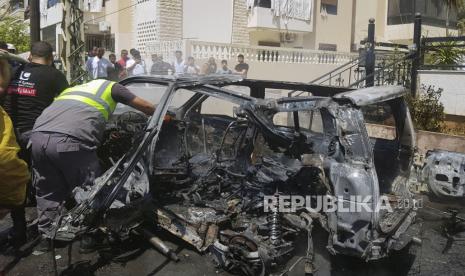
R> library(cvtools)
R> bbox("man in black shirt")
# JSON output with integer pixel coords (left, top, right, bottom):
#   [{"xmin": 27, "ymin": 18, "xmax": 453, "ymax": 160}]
[
  {"xmin": 234, "ymin": 54, "xmax": 249, "ymax": 78},
  {"xmin": 107, "ymin": 53, "xmax": 123, "ymax": 81},
  {"xmin": 3, "ymin": 41, "xmax": 69, "ymax": 148},
  {"xmin": 150, "ymin": 54, "xmax": 172, "ymax": 75}
]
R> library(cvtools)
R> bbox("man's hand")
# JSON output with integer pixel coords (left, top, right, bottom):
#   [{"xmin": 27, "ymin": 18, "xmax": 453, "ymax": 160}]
[{"xmin": 128, "ymin": 96, "xmax": 156, "ymax": 116}]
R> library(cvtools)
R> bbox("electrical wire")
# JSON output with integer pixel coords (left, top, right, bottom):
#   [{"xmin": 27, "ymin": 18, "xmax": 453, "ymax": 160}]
[{"xmin": 82, "ymin": 2, "xmax": 140, "ymax": 24}]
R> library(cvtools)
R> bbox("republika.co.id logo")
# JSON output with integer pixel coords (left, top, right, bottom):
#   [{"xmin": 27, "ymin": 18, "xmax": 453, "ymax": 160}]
[{"xmin": 263, "ymin": 195, "xmax": 423, "ymax": 213}]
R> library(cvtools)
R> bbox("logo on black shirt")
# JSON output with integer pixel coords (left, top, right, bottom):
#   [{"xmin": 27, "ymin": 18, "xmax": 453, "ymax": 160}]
[{"xmin": 19, "ymin": 71, "xmax": 31, "ymax": 81}]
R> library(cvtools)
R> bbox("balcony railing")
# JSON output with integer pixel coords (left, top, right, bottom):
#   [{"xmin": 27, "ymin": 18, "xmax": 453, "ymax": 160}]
[{"xmin": 146, "ymin": 40, "xmax": 357, "ymax": 65}]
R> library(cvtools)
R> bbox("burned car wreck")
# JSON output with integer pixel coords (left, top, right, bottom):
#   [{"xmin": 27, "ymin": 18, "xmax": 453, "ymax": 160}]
[{"xmin": 52, "ymin": 76, "xmax": 420, "ymax": 275}]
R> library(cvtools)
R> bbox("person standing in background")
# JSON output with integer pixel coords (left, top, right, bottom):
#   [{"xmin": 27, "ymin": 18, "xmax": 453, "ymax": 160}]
[
  {"xmin": 86, "ymin": 48, "xmax": 113, "ymax": 80},
  {"xmin": 184, "ymin": 56, "xmax": 200, "ymax": 75},
  {"xmin": 234, "ymin": 54, "xmax": 249, "ymax": 78},
  {"xmin": 206, "ymin": 57, "xmax": 217, "ymax": 75},
  {"xmin": 150, "ymin": 54, "xmax": 172, "ymax": 75},
  {"xmin": 132, "ymin": 50, "xmax": 146, "ymax": 76},
  {"xmin": 217, "ymin": 60, "xmax": 232, "ymax": 74},
  {"xmin": 117, "ymin": 49, "xmax": 132, "ymax": 79},
  {"xmin": 107, "ymin": 53, "xmax": 123, "ymax": 81},
  {"xmin": 172, "ymin": 50, "xmax": 185, "ymax": 75}
]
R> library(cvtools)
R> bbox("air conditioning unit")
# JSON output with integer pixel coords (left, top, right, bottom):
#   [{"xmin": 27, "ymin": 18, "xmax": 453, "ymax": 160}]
[
  {"xmin": 98, "ymin": 21, "xmax": 111, "ymax": 32},
  {"xmin": 280, "ymin": 32, "xmax": 296, "ymax": 43}
]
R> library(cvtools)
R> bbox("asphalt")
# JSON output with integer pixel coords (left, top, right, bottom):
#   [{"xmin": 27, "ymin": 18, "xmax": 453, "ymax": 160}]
[{"xmin": 1, "ymin": 194, "xmax": 464, "ymax": 276}]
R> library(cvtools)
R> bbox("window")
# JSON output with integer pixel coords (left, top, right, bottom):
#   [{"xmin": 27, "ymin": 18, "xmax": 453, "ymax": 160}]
[
  {"xmin": 361, "ymin": 103, "xmax": 397, "ymax": 140},
  {"xmin": 199, "ymin": 96, "xmax": 239, "ymax": 117},
  {"xmin": 254, "ymin": 0, "xmax": 271, "ymax": 8},
  {"xmin": 321, "ymin": 0, "xmax": 337, "ymax": 15},
  {"xmin": 115, "ymin": 83, "xmax": 167, "ymax": 115},
  {"xmin": 258, "ymin": 41, "xmax": 281, "ymax": 47},
  {"xmin": 185, "ymin": 96, "xmax": 240, "ymax": 157},
  {"xmin": 272, "ymin": 110, "xmax": 324, "ymax": 134},
  {"xmin": 115, "ymin": 85, "xmax": 198, "ymax": 120},
  {"xmin": 387, "ymin": 0, "xmax": 458, "ymax": 28},
  {"xmin": 171, "ymin": 89, "xmax": 196, "ymax": 108},
  {"xmin": 318, "ymin": 43, "xmax": 337, "ymax": 51}
]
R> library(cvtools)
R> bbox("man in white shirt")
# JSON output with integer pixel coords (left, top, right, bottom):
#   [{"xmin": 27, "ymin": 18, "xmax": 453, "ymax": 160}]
[
  {"xmin": 172, "ymin": 50, "xmax": 185, "ymax": 75},
  {"xmin": 131, "ymin": 50, "xmax": 146, "ymax": 76},
  {"xmin": 86, "ymin": 48, "xmax": 113, "ymax": 80}
]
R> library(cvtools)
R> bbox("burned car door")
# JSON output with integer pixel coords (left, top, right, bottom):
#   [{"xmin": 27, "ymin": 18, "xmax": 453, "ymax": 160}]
[{"xmin": 55, "ymin": 79, "xmax": 182, "ymax": 240}]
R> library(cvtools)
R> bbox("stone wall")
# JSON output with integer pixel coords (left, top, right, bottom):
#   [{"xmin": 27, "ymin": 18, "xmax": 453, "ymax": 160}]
[{"xmin": 366, "ymin": 124, "xmax": 465, "ymax": 155}]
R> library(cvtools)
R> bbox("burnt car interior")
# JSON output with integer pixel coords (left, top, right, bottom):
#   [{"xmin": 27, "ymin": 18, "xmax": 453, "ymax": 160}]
[{"xmin": 57, "ymin": 76, "xmax": 420, "ymax": 275}]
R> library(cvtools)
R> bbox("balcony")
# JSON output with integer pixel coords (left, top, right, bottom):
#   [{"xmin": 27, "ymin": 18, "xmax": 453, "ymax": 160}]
[
  {"xmin": 387, "ymin": 0, "xmax": 458, "ymax": 29},
  {"xmin": 247, "ymin": 0, "xmax": 313, "ymax": 33}
]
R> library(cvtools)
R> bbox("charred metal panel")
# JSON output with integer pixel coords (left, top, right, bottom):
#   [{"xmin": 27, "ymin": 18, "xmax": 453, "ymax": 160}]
[
  {"xmin": 334, "ymin": 86, "xmax": 407, "ymax": 106},
  {"xmin": 423, "ymin": 150, "xmax": 465, "ymax": 198}
]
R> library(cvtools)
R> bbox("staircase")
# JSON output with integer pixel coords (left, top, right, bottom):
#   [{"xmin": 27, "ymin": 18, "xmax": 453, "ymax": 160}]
[{"xmin": 292, "ymin": 51, "xmax": 415, "ymax": 96}]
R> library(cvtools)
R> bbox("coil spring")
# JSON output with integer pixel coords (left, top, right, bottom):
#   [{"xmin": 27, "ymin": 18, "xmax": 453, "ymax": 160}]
[{"xmin": 268, "ymin": 193, "xmax": 281, "ymax": 246}]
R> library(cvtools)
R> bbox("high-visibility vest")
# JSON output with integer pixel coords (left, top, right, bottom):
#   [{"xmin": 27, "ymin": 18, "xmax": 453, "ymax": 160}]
[{"xmin": 55, "ymin": 79, "xmax": 117, "ymax": 120}]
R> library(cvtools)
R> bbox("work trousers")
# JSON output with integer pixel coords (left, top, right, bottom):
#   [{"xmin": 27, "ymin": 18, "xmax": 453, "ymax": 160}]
[{"xmin": 30, "ymin": 132, "xmax": 101, "ymax": 238}]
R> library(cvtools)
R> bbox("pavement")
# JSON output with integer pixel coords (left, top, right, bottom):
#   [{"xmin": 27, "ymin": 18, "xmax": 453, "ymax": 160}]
[{"xmin": 1, "ymin": 195, "xmax": 464, "ymax": 276}]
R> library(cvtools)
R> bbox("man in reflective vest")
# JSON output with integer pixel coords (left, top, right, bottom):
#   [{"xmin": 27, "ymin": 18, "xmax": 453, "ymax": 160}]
[{"xmin": 30, "ymin": 79, "xmax": 155, "ymax": 247}]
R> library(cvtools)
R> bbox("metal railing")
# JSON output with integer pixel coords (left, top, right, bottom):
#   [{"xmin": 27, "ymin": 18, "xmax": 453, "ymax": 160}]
[
  {"xmin": 349, "ymin": 53, "xmax": 414, "ymax": 89},
  {"xmin": 304, "ymin": 51, "xmax": 411, "ymax": 87},
  {"xmin": 308, "ymin": 56, "xmax": 365, "ymax": 87}
]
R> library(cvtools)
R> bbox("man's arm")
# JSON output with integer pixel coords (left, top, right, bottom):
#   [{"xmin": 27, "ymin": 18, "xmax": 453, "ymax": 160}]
[
  {"xmin": 54, "ymin": 71, "xmax": 70, "ymax": 96},
  {"xmin": 128, "ymin": 96, "xmax": 156, "ymax": 116}
]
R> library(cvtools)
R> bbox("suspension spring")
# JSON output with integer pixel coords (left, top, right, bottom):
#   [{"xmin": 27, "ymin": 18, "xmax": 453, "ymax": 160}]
[{"xmin": 268, "ymin": 192, "xmax": 281, "ymax": 246}]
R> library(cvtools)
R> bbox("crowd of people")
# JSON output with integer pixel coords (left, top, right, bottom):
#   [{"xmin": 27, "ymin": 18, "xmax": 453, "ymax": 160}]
[
  {"xmin": 156, "ymin": 51, "xmax": 250, "ymax": 78},
  {"xmin": 86, "ymin": 47, "xmax": 250, "ymax": 81}
]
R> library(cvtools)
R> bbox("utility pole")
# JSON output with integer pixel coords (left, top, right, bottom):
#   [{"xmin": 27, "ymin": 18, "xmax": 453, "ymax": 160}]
[
  {"xmin": 365, "ymin": 18, "xmax": 376, "ymax": 87},
  {"xmin": 62, "ymin": 0, "xmax": 87, "ymax": 85},
  {"xmin": 29, "ymin": 0, "xmax": 41, "ymax": 43},
  {"xmin": 411, "ymin": 13, "xmax": 422, "ymax": 97}
]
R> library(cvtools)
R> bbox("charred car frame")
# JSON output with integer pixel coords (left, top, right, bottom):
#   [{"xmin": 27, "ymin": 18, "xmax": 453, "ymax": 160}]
[{"xmin": 53, "ymin": 76, "xmax": 421, "ymax": 274}]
